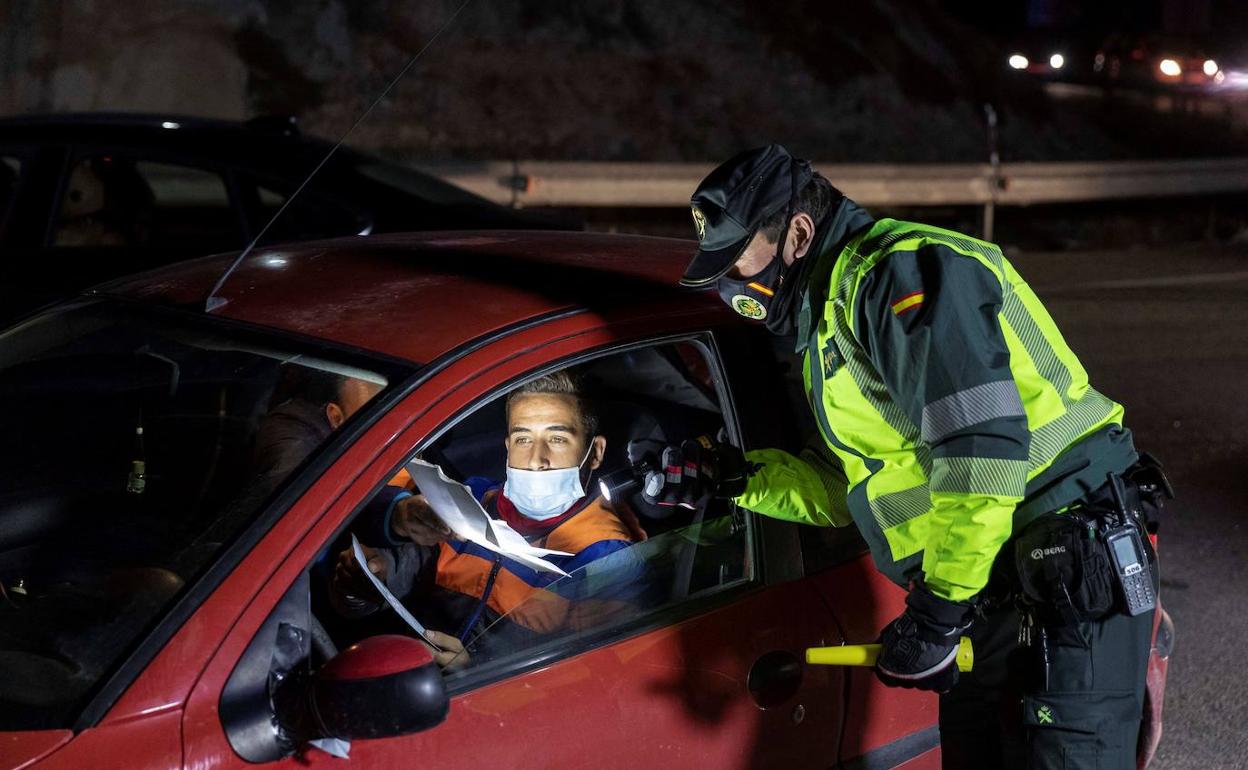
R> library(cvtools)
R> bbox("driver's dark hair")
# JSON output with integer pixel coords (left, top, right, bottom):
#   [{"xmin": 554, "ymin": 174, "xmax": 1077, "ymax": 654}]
[
  {"xmin": 757, "ymin": 173, "xmax": 841, "ymax": 243},
  {"xmin": 506, "ymin": 370, "xmax": 600, "ymax": 438}
]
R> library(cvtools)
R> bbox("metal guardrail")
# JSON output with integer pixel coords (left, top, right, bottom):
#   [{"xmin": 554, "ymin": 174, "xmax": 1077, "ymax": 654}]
[{"xmin": 415, "ymin": 158, "xmax": 1248, "ymax": 209}]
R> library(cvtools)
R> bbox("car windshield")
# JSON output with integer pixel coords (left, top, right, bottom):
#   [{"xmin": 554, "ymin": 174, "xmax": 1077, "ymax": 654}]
[{"xmin": 0, "ymin": 302, "xmax": 399, "ymax": 731}]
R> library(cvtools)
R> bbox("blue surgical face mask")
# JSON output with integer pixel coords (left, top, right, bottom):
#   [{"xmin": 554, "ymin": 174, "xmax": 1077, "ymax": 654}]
[{"xmin": 503, "ymin": 442, "xmax": 595, "ymax": 521}]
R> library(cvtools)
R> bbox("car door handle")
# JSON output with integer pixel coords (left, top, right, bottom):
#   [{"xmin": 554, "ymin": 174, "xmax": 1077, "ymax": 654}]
[{"xmin": 747, "ymin": 650, "xmax": 803, "ymax": 709}]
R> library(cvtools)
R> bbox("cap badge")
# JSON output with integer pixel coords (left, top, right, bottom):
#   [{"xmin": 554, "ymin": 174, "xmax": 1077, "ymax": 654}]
[{"xmin": 691, "ymin": 205, "xmax": 707, "ymax": 242}]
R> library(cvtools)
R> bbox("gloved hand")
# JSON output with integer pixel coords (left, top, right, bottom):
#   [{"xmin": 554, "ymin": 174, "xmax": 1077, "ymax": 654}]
[
  {"xmin": 875, "ymin": 581, "xmax": 975, "ymax": 693},
  {"xmin": 640, "ymin": 435, "xmax": 754, "ymax": 509}
]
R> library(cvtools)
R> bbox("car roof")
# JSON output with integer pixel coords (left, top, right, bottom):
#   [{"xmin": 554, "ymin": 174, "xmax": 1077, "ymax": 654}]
[
  {"xmin": 0, "ymin": 112, "xmax": 339, "ymax": 165},
  {"xmin": 98, "ymin": 231, "xmax": 716, "ymax": 364}
]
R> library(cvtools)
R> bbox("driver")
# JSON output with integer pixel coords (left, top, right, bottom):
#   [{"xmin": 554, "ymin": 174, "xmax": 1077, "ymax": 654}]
[{"xmin": 330, "ymin": 371, "xmax": 644, "ymax": 668}]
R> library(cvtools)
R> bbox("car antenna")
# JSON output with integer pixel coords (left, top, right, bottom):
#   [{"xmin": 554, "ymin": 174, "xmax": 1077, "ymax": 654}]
[{"xmin": 202, "ymin": 0, "xmax": 476, "ymax": 312}]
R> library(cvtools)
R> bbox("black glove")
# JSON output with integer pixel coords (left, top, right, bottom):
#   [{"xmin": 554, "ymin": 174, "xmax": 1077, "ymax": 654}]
[
  {"xmin": 875, "ymin": 581, "xmax": 975, "ymax": 693},
  {"xmin": 640, "ymin": 436, "xmax": 753, "ymax": 509}
]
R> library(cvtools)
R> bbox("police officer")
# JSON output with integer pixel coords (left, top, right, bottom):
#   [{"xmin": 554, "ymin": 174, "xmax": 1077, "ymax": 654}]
[{"xmin": 666, "ymin": 145, "xmax": 1162, "ymax": 768}]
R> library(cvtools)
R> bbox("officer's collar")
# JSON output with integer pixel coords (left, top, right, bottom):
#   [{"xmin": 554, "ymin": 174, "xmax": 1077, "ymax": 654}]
[{"xmin": 794, "ymin": 197, "xmax": 875, "ymax": 348}]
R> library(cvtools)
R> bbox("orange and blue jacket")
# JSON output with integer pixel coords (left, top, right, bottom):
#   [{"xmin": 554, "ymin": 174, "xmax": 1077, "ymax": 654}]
[{"xmin": 360, "ymin": 481, "xmax": 643, "ymax": 642}]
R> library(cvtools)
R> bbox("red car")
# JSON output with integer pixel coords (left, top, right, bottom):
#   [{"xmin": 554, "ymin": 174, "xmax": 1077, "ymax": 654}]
[{"xmin": 0, "ymin": 231, "xmax": 1168, "ymax": 769}]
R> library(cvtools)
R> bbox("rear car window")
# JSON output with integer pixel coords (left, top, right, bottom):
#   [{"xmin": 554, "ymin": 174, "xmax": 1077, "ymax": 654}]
[
  {"xmin": 53, "ymin": 157, "xmax": 242, "ymax": 253},
  {"xmin": 0, "ymin": 302, "xmax": 398, "ymax": 731}
]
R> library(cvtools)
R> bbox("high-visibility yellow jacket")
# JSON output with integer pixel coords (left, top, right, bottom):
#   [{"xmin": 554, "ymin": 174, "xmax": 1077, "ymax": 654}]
[{"xmin": 736, "ymin": 200, "xmax": 1137, "ymax": 601}]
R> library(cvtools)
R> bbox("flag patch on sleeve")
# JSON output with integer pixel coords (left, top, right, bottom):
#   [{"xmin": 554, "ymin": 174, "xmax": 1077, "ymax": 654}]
[{"xmin": 890, "ymin": 290, "xmax": 925, "ymax": 316}]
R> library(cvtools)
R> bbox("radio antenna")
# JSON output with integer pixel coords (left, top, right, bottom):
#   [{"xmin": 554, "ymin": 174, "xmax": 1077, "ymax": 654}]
[{"xmin": 204, "ymin": 0, "xmax": 476, "ymax": 311}]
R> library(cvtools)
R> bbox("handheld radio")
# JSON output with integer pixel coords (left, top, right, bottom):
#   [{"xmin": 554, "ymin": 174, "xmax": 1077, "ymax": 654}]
[{"xmin": 1105, "ymin": 474, "xmax": 1156, "ymax": 617}]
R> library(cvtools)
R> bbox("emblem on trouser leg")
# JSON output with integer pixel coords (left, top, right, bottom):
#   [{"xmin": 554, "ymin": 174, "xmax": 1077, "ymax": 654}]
[{"xmin": 1036, "ymin": 705, "xmax": 1055, "ymax": 724}]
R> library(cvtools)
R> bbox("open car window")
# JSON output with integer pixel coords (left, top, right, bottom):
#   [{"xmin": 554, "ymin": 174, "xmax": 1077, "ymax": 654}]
[
  {"xmin": 318, "ymin": 337, "xmax": 755, "ymax": 691},
  {"xmin": 0, "ymin": 302, "xmax": 399, "ymax": 731},
  {"xmin": 442, "ymin": 505, "xmax": 749, "ymax": 687}
]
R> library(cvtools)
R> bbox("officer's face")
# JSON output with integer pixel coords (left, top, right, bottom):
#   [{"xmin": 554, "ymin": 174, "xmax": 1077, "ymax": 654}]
[
  {"xmin": 727, "ymin": 211, "xmax": 816, "ymax": 279},
  {"xmin": 728, "ymin": 231, "xmax": 782, "ymax": 279}
]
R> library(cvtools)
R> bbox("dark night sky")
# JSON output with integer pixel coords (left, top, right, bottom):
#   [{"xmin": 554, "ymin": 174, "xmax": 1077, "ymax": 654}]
[{"xmin": 944, "ymin": 0, "xmax": 1248, "ymax": 54}]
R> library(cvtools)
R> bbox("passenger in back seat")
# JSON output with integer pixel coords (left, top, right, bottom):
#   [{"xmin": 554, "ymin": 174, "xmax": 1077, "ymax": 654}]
[
  {"xmin": 249, "ymin": 366, "xmax": 384, "ymax": 498},
  {"xmin": 330, "ymin": 371, "xmax": 646, "ymax": 669}
]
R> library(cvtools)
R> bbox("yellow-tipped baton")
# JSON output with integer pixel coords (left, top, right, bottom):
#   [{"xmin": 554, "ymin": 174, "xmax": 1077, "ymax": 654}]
[{"xmin": 806, "ymin": 636, "xmax": 975, "ymax": 672}]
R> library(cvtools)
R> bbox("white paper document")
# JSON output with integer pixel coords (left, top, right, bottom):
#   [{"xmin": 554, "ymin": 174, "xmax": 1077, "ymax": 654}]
[
  {"xmin": 405, "ymin": 459, "xmax": 572, "ymax": 576},
  {"xmin": 350, "ymin": 534, "xmax": 442, "ymax": 650},
  {"xmin": 309, "ymin": 737, "xmax": 351, "ymax": 759}
]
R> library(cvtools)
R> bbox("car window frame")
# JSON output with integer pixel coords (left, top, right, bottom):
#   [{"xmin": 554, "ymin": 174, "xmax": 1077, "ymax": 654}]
[
  {"xmin": 306, "ymin": 330, "xmax": 770, "ymax": 698},
  {"xmin": 713, "ymin": 324, "xmax": 869, "ymax": 575}
]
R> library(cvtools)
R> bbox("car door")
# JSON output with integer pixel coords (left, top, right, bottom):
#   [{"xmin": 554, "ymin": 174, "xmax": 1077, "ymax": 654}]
[{"xmin": 177, "ymin": 312, "xmax": 880, "ymax": 769}]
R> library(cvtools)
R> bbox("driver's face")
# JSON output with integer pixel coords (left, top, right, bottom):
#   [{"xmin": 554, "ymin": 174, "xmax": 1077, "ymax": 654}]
[{"xmin": 505, "ymin": 394, "xmax": 588, "ymax": 471}]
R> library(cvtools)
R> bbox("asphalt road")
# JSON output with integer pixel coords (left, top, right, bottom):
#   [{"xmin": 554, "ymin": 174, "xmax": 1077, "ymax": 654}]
[{"xmin": 1011, "ymin": 241, "xmax": 1248, "ymax": 768}]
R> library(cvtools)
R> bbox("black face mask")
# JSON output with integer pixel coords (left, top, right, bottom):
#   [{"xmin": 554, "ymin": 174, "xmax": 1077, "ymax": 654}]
[{"xmin": 716, "ymin": 253, "xmax": 784, "ymax": 323}]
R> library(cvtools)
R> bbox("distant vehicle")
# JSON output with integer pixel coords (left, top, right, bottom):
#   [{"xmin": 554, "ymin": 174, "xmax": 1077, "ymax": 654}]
[
  {"xmin": 1003, "ymin": 33, "xmax": 1089, "ymax": 81},
  {"xmin": 1093, "ymin": 33, "xmax": 1224, "ymax": 89},
  {"xmin": 0, "ymin": 113, "xmax": 570, "ymax": 319}
]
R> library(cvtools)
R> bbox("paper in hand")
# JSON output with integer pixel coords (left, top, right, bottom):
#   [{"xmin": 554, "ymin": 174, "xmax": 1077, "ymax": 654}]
[
  {"xmin": 405, "ymin": 459, "xmax": 573, "ymax": 576},
  {"xmin": 309, "ymin": 738, "xmax": 351, "ymax": 759},
  {"xmin": 351, "ymin": 534, "xmax": 441, "ymax": 651}
]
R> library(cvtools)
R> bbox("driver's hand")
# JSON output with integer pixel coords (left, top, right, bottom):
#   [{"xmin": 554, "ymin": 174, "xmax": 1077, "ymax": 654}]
[
  {"xmin": 391, "ymin": 494, "xmax": 452, "ymax": 546},
  {"xmin": 424, "ymin": 629, "xmax": 470, "ymax": 671},
  {"xmin": 332, "ymin": 543, "xmax": 388, "ymax": 600}
]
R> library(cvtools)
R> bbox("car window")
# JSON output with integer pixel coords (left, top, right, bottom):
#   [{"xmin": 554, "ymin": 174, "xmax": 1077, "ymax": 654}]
[
  {"xmin": 354, "ymin": 159, "xmax": 498, "ymax": 207},
  {"xmin": 52, "ymin": 156, "xmax": 241, "ymax": 252},
  {"xmin": 715, "ymin": 325, "xmax": 868, "ymax": 573},
  {"xmin": 0, "ymin": 302, "xmax": 397, "ymax": 731},
  {"xmin": 316, "ymin": 338, "xmax": 753, "ymax": 692},
  {"xmin": 252, "ymin": 183, "xmax": 370, "ymax": 241}
]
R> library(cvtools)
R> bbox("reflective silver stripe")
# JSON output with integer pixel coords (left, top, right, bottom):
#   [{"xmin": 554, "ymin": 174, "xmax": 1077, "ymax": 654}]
[
  {"xmin": 870, "ymin": 484, "xmax": 931, "ymax": 529},
  {"xmin": 921, "ymin": 380, "xmax": 1025, "ymax": 443},
  {"xmin": 930, "ymin": 456, "xmax": 1028, "ymax": 497},
  {"xmin": 1001, "ymin": 290, "xmax": 1073, "ymax": 402},
  {"xmin": 876, "ymin": 645, "xmax": 959, "ymax": 680},
  {"xmin": 1028, "ymin": 388, "xmax": 1118, "ymax": 472}
]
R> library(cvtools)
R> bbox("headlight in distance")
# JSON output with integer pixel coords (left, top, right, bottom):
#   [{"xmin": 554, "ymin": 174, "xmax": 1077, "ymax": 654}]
[
  {"xmin": 1159, "ymin": 58, "xmax": 1182, "ymax": 77},
  {"xmin": 1204, "ymin": 59, "xmax": 1219, "ymax": 77},
  {"xmin": 1009, "ymin": 54, "xmax": 1029, "ymax": 70},
  {"xmin": 1049, "ymin": 53, "xmax": 1065, "ymax": 69}
]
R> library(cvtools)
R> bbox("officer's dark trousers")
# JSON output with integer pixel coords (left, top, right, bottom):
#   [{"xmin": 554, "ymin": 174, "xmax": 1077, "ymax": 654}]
[{"xmin": 938, "ymin": 568, "xmax": 1156, "ymax": 768}]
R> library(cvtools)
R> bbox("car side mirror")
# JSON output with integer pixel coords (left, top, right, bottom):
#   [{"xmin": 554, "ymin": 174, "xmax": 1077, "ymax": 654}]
[{"xmin": 311, "ymin": 635, "xmax": 449, "ymax": 740}]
